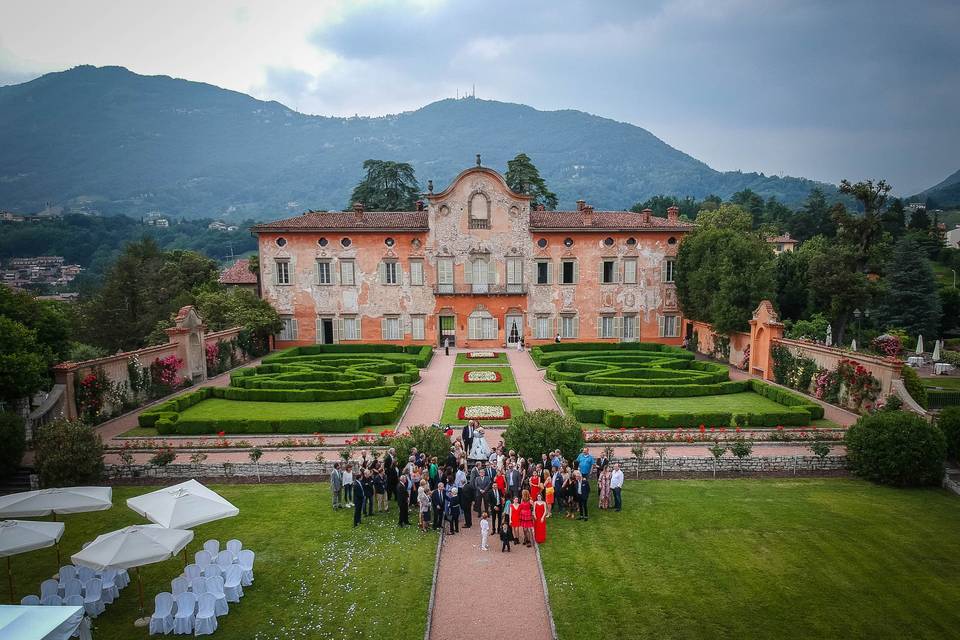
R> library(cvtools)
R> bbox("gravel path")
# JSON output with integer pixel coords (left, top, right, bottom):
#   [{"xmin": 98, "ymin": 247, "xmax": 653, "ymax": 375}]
[
  {"xmin": 507, "ymin": 349, "xmax": 560, "ymax": 411},
  {"xmin": 399, "ymin": 347, "xmax": 458, "ymax": 430},
  {"xmin": 429, "ymin": 526, "xmax": 553, "ymax": 640}
]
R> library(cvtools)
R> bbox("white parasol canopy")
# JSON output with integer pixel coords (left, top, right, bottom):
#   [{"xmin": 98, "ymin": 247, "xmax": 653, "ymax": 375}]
[
  {"xmin": 850, "ymin": 339, "xmax": 857, "ymax": 352},
  {"xmin": 916, "ymin": 335, "xmax": 924, "ymax": 355},
  {"xmin": 71, "ymin": 524, "xmax": 193, "ymax": 572},
  {"xmin": 932, "ymin": 339, "xmax": 941, "ymax": 362},
  {"xmin": 0, "ymin": 520, "xmax": 66, "ymax": 602},
  {"xmin": 126, "ymin": 480, "xmax": 238, "ymax": 529},
  {"xmin": 0, "ymin": 487, "xmax": 112, "ymax": 519},
  {"xmin": 825, "ymin": 324, "xmax": 832, "ymax": 346}
]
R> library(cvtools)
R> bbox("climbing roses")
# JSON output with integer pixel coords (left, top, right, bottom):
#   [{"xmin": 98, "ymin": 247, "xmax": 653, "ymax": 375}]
[
  {"xmin": 457, "ymin": 405, "xmax": 511, "ymax": 420},
  {"xmin": 464, "ymin": 370, "xmax": 502, "ymax": 383}
]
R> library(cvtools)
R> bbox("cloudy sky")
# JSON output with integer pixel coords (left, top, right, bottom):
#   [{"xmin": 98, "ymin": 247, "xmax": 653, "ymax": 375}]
[{"xmin": 1, "ymin": 0, "xmax": 957, "ymax": 194}]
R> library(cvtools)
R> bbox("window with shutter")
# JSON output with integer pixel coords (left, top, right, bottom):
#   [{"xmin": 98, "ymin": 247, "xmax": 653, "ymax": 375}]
[
  {"xmin": 464, "ymin": 260, "xmax": 473, "ymax": 284},
  {"xmin": 275, "ymin": 260, "xmax": 290, "ymax": 285},
  {"xmin": 411, "ymin": 316, "xmax": 425, "ymax": 340},
  {"xmin": 535, "ymin": 261, "xmax": 550, "ymax": 285},
  {"xmin": 317, "ymin": 260, "xmax": 332, "ymax": 285},
  {"xmin": 623, "ymin": 259, "xmax": 637, "ymax": 284},
  {"xmin": 561, "ymin": 260, "xmax": 577, "ymax": 285},
  {"xmin": 658, "ymin": 315, "xmax": 666, "ymax": 337},
  {"xmin": 487, "ymin": 261, "xmax": 497, "ymax": 286},
  {"xmin": 339, "ymin": 260, "xmax": 355, "ymax": 285},
  {"xmin": 410, "ymin": 260, "xmax": 424, "ymax": 286},
  {"xmin": 438, "ymin": 258, "xmax": 453, "ymax": 293},
  {"xmin": 662, "ymin": 259, "xmax": 675, "ymax": 283},
  {"xmin": 601, "ymin": 260, "xmax": 616, "ymax": 284},
  {"xmin": 613, "ymin": 316, "xmax": 623, "ymax": 339}
]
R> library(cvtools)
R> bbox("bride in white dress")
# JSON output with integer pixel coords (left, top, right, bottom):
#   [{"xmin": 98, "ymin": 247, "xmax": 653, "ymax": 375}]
[{"xmin": 467, "ymin": 427, "xmax": 492, "ymax": 462}]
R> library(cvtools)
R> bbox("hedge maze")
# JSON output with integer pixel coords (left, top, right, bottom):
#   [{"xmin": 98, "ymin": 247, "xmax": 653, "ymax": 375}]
[
  {"xmin": 139, "ymin": 345, "xmax": 431, "ymax": 434},
  {"xmin": 532, "ymin": 342, "xmax": 823, "ymax": 428}
]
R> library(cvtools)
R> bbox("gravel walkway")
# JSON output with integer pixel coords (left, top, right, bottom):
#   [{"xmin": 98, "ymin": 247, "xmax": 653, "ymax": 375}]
[
  {"xmin": 507, "ymin": 349, "xmax": 560, "ymax": 411},
  {"xmin": 399, "ymin": 347, "xmax": 458, "ymax": 430},
  {"xmin": 429, "ymin": 527, "xmax": 553, "ymax": 640}
]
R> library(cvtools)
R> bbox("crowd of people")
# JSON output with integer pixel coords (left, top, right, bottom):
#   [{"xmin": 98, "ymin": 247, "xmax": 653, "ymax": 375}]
[{"xmin": 328, "ymin": 420, "xmax": 626, "ymax": 553}]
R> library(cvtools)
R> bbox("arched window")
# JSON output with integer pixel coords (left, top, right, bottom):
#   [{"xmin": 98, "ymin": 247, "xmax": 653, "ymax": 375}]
[
  {"xmin": 468, "ymin": 309, "xmax": 498, "ymax": 340},
  {"xmin": 468, "ymin": 192, "xmax": 491, "ymax": 229}
]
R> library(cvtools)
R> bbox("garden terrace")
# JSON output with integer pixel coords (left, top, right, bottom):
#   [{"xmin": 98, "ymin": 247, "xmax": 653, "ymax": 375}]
[
  {"xmin": 448, "ymin": 367, "xmax": 519, "ymax": 395},
  {"xmin": 138, "ymin": 346, "xmax": 432, "ymax": 434},
  {"xmin": 534, "ymin": 343, "xmax": 823, "ymax": 428}
]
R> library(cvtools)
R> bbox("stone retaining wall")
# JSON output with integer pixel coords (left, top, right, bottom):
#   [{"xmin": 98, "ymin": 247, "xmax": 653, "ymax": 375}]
[{"xmin": 108, "ymin": 454, "xmax": 847, "ymax": 480}]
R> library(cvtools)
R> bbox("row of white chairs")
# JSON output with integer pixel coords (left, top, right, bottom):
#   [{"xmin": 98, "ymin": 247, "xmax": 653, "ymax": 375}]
[
  {"xmin": 151, "ymin": 591, "xmax": 220, "ymax": 636},
  {"xmin": 182, "ymin": 550, "xmax": 254, "ymax": 585},
  {"xmin": 25, "ymin": 565, "xmax": 130, "ymax": 618}
]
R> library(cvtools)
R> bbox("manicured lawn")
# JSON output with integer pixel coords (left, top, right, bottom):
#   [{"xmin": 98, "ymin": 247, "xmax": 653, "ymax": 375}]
[
  {"xmin": 575, "ymin": 391, "xmax": 792, "ymax": 416},
  {"xmin": 447, "ymin": 367, "xmax": 519, "ymax": 395},
  {"xmin": 922, "ymin": 376, "xmax": 960, "ymax": 390},
  {"xmin": 7, "ymin": 484, "xmax": 436, "ymax": 639},
  {"xmin": 454, "ymin": 352, "xmax": 510, "ymax": 365},
  {"xmin": 540, "ymin": 479, "xmax": 960, "ymax": 640},
  {"xmin": 178, "ymin": 396, "xmax": 401, "ymax": 428},
  {"xmin": 440, "ymin": 396, "xmax": 526, "ymax": 425}
]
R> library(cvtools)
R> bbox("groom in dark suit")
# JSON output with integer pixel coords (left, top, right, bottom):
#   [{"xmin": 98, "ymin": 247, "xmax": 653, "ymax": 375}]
[{"xmin": 461, "ymin": 421, "xmax": 475, "ymax": 455}]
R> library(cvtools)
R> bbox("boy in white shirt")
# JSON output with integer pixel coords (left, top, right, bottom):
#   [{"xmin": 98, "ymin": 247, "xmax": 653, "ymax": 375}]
[{"xmin": 479, "ymin": 511, "xmax": 490, "ymax": 551}]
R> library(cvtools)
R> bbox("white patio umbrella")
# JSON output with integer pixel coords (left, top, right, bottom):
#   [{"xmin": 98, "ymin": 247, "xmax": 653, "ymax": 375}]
[
  {"xmin": 72, "ymin": 524, "xmax": 193, "ymax": 626},
  {"xmin": 0, "ymin": 487, "xmax": 112, "ymax": 520},
  {"xmin": 126, "ymin": 480, "xmax": 238, "ymax": 529},
  {"xmin": 932, "ymin": 339, "xmax": 942, "ymax": 362},
  {"xmin": 825, "ymin": 324, "xmax": 832, "ymax": 346},
  {"xmin": 0, "ymin": 520, "xmax": 65, "ymax": 603},
  {"xmin": 916, "ymin": 335, "xmax": 924, "ymax": 355}
]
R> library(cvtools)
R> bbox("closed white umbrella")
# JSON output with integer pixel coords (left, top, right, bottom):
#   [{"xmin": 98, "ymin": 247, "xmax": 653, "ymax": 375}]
[
  {"xmin": 127, "ymin": 480, "xmax": 238, "ymax": 529},
  {"xmin": 72, "ymin": 524, "xmax": 193, "ymax": 625},
  {"xmin": 916, "ymin": 335, "xmax": 924, "ymax": 355},
  {"xmin": 0, "ymin": 520, "xmax": 65, "ymax": 603},
  {"xmin": 850, "ymin": 339, "xmax": 857, "ymax": 352},
  {"xmin": 932, "ymin": 339, "xmax": 941, "ymax": 362},
  {"xmin": 0, "ymin": 487, "xmax": 112, "ymax": 519}
]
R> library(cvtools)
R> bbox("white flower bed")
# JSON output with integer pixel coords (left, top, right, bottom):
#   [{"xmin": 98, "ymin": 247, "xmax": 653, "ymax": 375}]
[
  {"xmin": 462, "ymin": 405, "xmax": 507, "ymax": 419},
  {"xmin": 467, "ymin": 351, "xmax": 496, "ymax": 359},
  {"xmin": 465, "ymin": 371, "xmax": 499, "ymax": 382}
]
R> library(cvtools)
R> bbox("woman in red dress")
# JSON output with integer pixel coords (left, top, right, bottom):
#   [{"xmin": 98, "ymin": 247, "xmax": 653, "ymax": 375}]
[
  {"xmin": 494, "ymin": 469, "xmax": 506, "ymax": 495},
  {"xmin": 519, "ymin": 489, "xmax": 535, "ymax": 546},
  {"xmin": 533, "ymin": 494, "xmax": 547, "ymax": 544},
  {"xmin": 529, "ymin": 473, "xmax": 541, "ymax": 501},
  {"xmin": 509, "ymin": 496, "xmax": 522, "ymax": 544}
]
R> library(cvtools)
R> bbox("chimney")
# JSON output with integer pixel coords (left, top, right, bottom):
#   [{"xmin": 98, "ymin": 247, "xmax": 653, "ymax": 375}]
[
  {"xmin": 416, "ymin": 200, "xmax": 425, "ymax": 212},
  {"xmin": 582, "ymin": 204, "xmax": 594, "ymax": 225},
  {"xmin": 667, "ymin": 205, "xmax": 679, "ymax": 222},
  {"xmin": 641, "ymin": 208, "xmax": 653, "ymax": 224},
  {"xmin": 576, "ymin": 199, "xmax": 586, "ymax": 211},
  {"xmin": 353, "ymin": 202, "xmax": 364, "ymax": 219},
  {"xmin": 536, "ymin": 204, "xmax": 545, "ymax": 211}
]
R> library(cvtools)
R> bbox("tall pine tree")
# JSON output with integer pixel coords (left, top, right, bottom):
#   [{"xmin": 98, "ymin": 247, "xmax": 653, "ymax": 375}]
[
  {"xmin": 504, "ymin": 153, "xmax": 558, "ymax": 210},
  {"xmin": 348, "ymin": 160, "xmax": 420, "ymax": 211},
  {"xmin": 881, "ymin": 235, "xmax": 941, "ymax": 338}
]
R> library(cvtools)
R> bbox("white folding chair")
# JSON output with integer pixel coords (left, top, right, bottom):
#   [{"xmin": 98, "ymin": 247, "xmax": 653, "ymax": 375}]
[
  {"xmin": 204, "ymin": 576, "xmax": 228, "ymax": 616},
  {"xmin": 64, "ymin": 594, "xmax": 84, "ymax": 607},
  {"xmin": 41, "ymin": 594, "xmax": 63, "ymax": 606},
  {"xmin": 41, "ymin": 579, "xmax": 59, "ymax": 600},
  {"xmin": 194, "ymin": 550, "xmax": 212, "ymax": 567},
  {"xmin": 61, "ymin": 578, "xmax": 83, "ymax": 599},
  {"xmin": 203, "ymin": 539, "xmax": 220, "ymax": 557},
  {"xmin": 100, "ymin": 569, "xmax": 120, "ymax": 604},
  {"xmin": 173, "ymin": 591, "xmax": 196, "ymax": 635},
  {"xmin": 193, "ymin": 593, "xmax": 218, "ymax": 636},
  {"xmin": 222, "ymin": 565, "xmax": 243, "ymax": 603},
  {"xmin": 238, "ymin": 549, "xmax": 255, "ymax": 586},
  {"xmin": 83, "ymin": 578, "xmax": 105, "ymax": 617},
  {"xmin": 59, "ymin": 565, "xmax": 77, "ymax": 584},
  {"xmin": 76, "ymin": 566, "xmax": 95, "ymax": 584},
  {"xmin": 201, "ymin": 564, "xmax": 222, "ymax": 580},
  {"xmin": 226, "ymin": 539, "xmax": 242, "ymax": 561},
  {"xmin": 189, "ymin": 577, "xmax": 207, "ymax": 595},
  {"xmin": 184, "ymin": 564, "xmax": 202, "ymax": 581},
  {"xmin": 215, "ymin": 550, "xmax": 232, "ymax": 569},
  {"xmin": 149, "ymin": 591, "xmax": 176, "ymax": 636},
  {"xmin": 171, "ymin": 576, "xmax": 189, "ymax": 596},
  {"xmin": 115, "ymin": 568, "xmax": 131, "ymax": 589},
  {"xmin": 20, "ymin": 594, "xmax": 40, "ymax": 606}
]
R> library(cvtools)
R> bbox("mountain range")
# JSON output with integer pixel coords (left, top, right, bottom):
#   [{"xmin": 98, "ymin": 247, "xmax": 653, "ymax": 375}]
[
  {"xmin": 911, "ymin": 169, "xmax": 960, "ymax": 208},
  {"xmin": 0, "ymin": 65, "xmax": 855, "ymax": 220}
]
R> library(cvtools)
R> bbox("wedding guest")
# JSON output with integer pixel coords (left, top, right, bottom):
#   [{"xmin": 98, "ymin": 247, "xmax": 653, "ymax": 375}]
[
  {"xmin": 490, "ymin": 483, "xmax": 504, "ymax": 532},
  {"xmin": 374, "ymin": 469, "xmax": 388, "ymax": 512},
  {"xmin": 598, "ymin": 466, "xmax": 612, "ymax": 510},
  {"xmin": 455, "ymin": 463, "xmax": 467, "ymax": 489},
  {"xmin": 362, "ymin": 469, "xmax": 375, "ymax": 516},
  {"xmin": 534, "ymin": 493, "xmax": 548, "ymax": 544},
  {"xmin": 431, "ymin": 482, "xmax": 446, "ymax": 530},
  {"xmin": 343, "ymin": 464, "xmax": 354, "ymax": 508},
  {"xmin": 529, "ymin": 470, "xmax": 541, "ymax": 501},
  {"xmin": 575, "ymin": 471, "xmax": 590, "ymax": 521},
  {"xmin": 479, "ymin": 511, "xmax": 490, "ymax": 551},
  {"xmin": 352, "ymin": 473, "xmax": 365, "ymax": 527},
  {"xmin": 397, "ymin": 476, "xmax": 410, "ymax": 527},
  {"xmin": 509, "ymin": 496, "xmax": 522, "ymax": 543},
  {"xmin": 596, "ymin": 450, "xmax": 610, "ymax": 477},
  {"xmin": 447, "ymin": 487, "xmax": 461, "ymax": 535},
  {"xmin": 384, "ymin": 448, "xmax": 397, "ymax": 501},
  {"xmin": 506, "ymin": 463, "xmax": 521, "ymax": 499},
  {"xmin": 429, "ymin": 457, "xmax": 440, "ymax": 490},
  {"xmin": 611, "ymin": 463, "xmax": 625, "ymax": 512},
  {"xmin": 417, "ymin": 480, "xmax": 431, "ymax": 532},
  {"xmin": 575, "ymin": 448, "xmax": 595, "ymax": 478},
  {"xmin": 330, "ymin": 462, "xmax": 343, "ymax": 509},
  {"xmin": 499, "ymin": 519, "xmax": 512, "ymax": 553},
  {"xmin": 544, "ymin": 478, "xmax": 554, "ymax": 516},
  {"xmin": 520, "ymin": 490, "xmax": 535, "ymax": 546}
]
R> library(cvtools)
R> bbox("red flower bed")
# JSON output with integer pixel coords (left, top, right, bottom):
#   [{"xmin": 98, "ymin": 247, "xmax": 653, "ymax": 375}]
[
  {"xmin": 457, "ymin": 405, "xmax": 512, "ymax": 420},
  {"xmin": 463, "ymin": 370, "xmax": 502, "ymax": 383}
]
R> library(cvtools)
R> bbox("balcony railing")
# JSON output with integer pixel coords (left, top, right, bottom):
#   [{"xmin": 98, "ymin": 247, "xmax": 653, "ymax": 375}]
[
  {"xmin": 468, "ymin": 218, "xmax": 491, "ymax": 229},
  {"xmin": 434, "ymin": 284, "xmax": 527, "ymax": 296}
]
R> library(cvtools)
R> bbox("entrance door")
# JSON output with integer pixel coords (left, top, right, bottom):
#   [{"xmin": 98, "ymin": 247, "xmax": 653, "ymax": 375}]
[
  {"xmin": 439, "ymin": 315, "xmax": 455, "ymax": 346},
  {"xmin": 506, "ymin": 315, "xmax": 522, "ymax": 344},
  {"xmin": 321, "ymin": 319, "xmax": 334, "ymax": 344}
]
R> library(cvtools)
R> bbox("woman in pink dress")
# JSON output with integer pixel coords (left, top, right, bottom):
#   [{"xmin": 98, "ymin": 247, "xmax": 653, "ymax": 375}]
[
  {"xmin": 533, "ymin": 494, "xmax": 547, "ymax": 544},
  {"xmin": 598, "ymin": 467, "xmax": 612, "ymax": 510}
]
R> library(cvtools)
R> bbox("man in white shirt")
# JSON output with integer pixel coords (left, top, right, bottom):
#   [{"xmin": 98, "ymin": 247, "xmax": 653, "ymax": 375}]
[{"xmin": 610, "ymin": 463, "xmax": 624, "ymax": 512}]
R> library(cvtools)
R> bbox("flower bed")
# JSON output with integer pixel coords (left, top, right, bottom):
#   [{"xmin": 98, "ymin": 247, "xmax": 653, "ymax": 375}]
[
  {"xmin": 457, "ymin": 405, "xmax": 511, "ymax": 420},
  {"xmin": 582, "ymin": 425, "xmax": 845, "ymax": 444},
  {"xmin": 467, "ymin": 351, "xmax": 497, "ymax": 359},
  {"xmin": 464, "ymin": 370, "xmax": 503, "ymax": 383}
]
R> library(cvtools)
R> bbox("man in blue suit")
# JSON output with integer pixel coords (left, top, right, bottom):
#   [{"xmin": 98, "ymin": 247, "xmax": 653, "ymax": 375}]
[{"xmin": 352, "ymin": 475, "xmax": 365, "ymax": 527}]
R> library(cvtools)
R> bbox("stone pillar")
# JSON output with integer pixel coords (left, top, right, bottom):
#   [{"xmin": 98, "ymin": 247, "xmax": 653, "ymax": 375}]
[
  {"xmin": 748, "ymin": 300, "xmax": 784, "ymax": 380},
  {"xmin": 52, "ymin": 363, "xmax": 78, "ymax": 421}
]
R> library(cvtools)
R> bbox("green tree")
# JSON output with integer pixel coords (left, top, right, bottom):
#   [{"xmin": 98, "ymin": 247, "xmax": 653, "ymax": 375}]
[
  {"xmin": 939, "ymin": 286, "xmax": 960, "ymax": 335},
  {"xmin": 880, "ymin": 235, "xmax": 942, "ymax": 338},
  {"xmin": 835, "ymin": 179, "xmax": 891, "ymax": 269},
  {"xmin": 881, "ymin": 198, "xmax": 906, "ymax": 237},
  {"xmin": 193, "ymin": 288, "xmax": 282, "ymax": 341},
  {"xmin": 908, "ymin": 207, "xmax": 931, "ymax": 230},
  {"xmin": 693, "ymin": 203, "xmax": 753, "ymax": 232},
  {"xmin": 348, "ymin": 159, "xmax": 420, "ymax": 211},
  {"xmin": 631, "ymin": 195, "xmax": 700, "ymax": 219},
  {"xmin": 504, "ymin": 153, "xmax": 558, "ymax": 210},
  {"xmin": 774, "ymin": 235, "xmax": 827, "ymax": 322},
  {"xmin": 503, "ymin": 409, "xmax": 585, "ymax": 462},
  {"xmin": 806, "ymin": 245, "xmax": 871, "ymax": 345},
  {"xmin": 0, "ymin": 285, "xmax": 73, "ymax": 362},
  {"xmin": 33, "ymin": 419, "xmax": 105, "ymax": 487},
  {"xmin": 730, "ymin": 189, "xmax": 765, "ymax": 220},
  {"xmin": 787, "ymin": 188, "xmax": 836, "ymax": 241},
  {"xmin": 0, "ymin": 413, "xmax": 26, "ymax": 480},
  {"xmin": 0, "ymin": 316, "xmax": 50, "ymax": 409},
  {"xmin": 675, "ymin": 227, "xmax": 776, "ymax": 334}
]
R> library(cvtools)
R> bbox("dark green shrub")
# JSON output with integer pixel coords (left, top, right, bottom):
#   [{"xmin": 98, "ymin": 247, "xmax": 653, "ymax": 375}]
[
  {"xmin": 0, "ymin": 412, "xmax": 26, "ymax": 480},
  {"xmin": 391, "ymin": 424, "xmax": 450, "ymax": 464},
  {"xmin": 937, "ymin": 407, "xmax": 960, "ymax": 462},
  {"xmin": 34, "ymin": 419, "xmax": 105, "ymax": 487},
  {"xmin": 503, "ymin": 409, "xmax": 585, "ymax": 462},
  {"xmin": 900, "ymin": 366, "xmax": 928, "ymax": 409},
  {"xmin": 845, "ymin": 411, "xmax": 946, "ymax": 486}
]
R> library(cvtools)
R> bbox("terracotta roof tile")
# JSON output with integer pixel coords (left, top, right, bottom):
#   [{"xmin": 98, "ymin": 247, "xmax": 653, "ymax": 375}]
[
  {"xmin": 529, "ymin": 210, "xmax": 693, "ymax": 231},
  {"xmin": 766, "ymin": 234, "xmax": 796, "ymax": 243},
  {"xmin": 219, "ymin": 259, "xmax": 258, "ymax": 285},
  {"xmin": 251, "ymin": 211, "xmax": 428, "ymax": 232}
]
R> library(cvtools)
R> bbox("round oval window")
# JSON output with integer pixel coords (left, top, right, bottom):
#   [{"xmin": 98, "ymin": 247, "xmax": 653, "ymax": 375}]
[
  {"xmin": 385, "ymin": 237, "xmax": 395, "ymax": 247},
  {"xmin": 626, "ymin": 237, "xmax": 637, "ymax": 246},
  {"xmin": 537, "ymin": 238, "xmax": 548, "ymax": 248},
  {"xmin": 341, "ymin": 237, "xmax": 352, "ymax": 248},
  {"xmin": 668, "ymin": 237, "xmax": 677, "ymax": 245},
  {"xmin": 564, "ymin": 237, "xmax": 574, "ymax": 247},
  {"xmin": 276, "ymin": 237, "xmax": 286, "ymax": 247},
  {"xmin": 318, "ymin": 237, "xmax": 328, "ymax": 247},
  {"xmin": 604, "ymin": 237, "xmax": 614, "ymax": 246}
]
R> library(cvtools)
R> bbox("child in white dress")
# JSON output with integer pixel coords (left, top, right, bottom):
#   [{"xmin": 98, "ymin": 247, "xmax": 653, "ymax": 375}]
[{"xmin": 479, "ymin": 512, "xmax": 490, "ymax": 551}]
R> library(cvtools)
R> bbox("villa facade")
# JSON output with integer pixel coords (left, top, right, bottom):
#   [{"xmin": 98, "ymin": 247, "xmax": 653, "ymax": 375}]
[{"xmin": 252, "ymin": 164, "xmax": 692, "ymax": 348}]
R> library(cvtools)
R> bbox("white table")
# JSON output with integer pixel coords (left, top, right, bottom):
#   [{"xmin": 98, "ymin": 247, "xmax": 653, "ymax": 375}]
[
  {"xmin": 933, "ymin": 362, "xmax": 954, "ymax": 375},
  {"xmin": 906, "ymin": 356, "xmax": 924, "ymax": 367}
]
